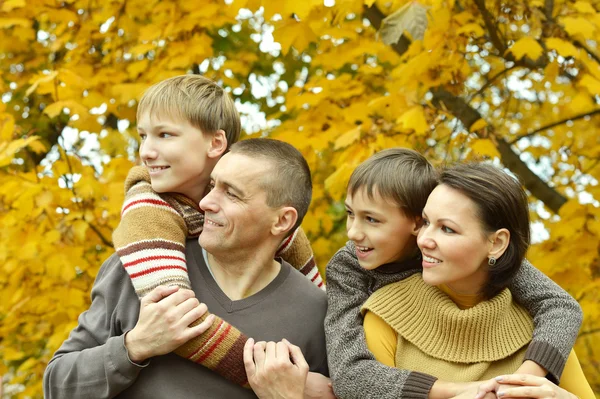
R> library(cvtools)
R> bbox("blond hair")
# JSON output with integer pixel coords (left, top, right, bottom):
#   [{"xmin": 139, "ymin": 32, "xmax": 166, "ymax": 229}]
[{"xmin": 137, "ymin": 75, "xmax": 241, "ymax": 148}]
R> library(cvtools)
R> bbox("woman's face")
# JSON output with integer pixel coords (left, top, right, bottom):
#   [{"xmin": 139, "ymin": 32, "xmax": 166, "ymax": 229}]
[{"xmin": 417, "ymin": 184, "xmax": 493, "ymax": 295}]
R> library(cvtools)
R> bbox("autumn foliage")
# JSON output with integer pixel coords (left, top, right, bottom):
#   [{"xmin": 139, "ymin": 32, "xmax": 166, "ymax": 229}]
[{"xmin": 1, "ymin": 0, "xmax": 600, "ymax": 397}]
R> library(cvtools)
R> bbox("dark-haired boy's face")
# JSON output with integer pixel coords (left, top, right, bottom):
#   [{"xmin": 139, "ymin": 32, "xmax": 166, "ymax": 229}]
[{"xmin": 345, "ymin": 188, "xmax": 419, "ymax": 270}]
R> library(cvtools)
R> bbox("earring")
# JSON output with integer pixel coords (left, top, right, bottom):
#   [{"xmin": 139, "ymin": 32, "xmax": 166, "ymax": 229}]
[{"xmin": 488, "ymin": 257, "xmax": 496, "ymax": 266}]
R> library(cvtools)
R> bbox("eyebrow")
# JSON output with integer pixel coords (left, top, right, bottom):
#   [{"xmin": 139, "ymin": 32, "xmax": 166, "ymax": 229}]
[
  {"xmin": 137, "ymin": 124, "xmax": 180, "ymax": 132},
  {"xmin": 423, "ymin": 211, "xmax": 459, "ymax": 226},
  {"xmin": 344, "ymin": 202, "xmax": 385, "ymax": 217},
  {"xmin": 211, "ymin": 176, "xmax": 246, "ymax": 198}
]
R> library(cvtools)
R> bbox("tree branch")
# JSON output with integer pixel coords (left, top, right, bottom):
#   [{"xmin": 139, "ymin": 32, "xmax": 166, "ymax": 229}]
[
  {"xmin": 473, "ymin": 0, "xmax": 506, "ymax": 54},
  {"xmin": 544, "ymin": 0, "xmax": 554, "ymax": 21},
  {"xmin": 468, "ymin": 65, "xmax": 519, "ymax": 104},
  {"xmin": 362, "ymin": 4, "xmax": 568, "ymax": 214},
  {"xmin": 573, "ymin": 39, "xmax": 600, "ymax": 65},
  {"xmin": 88, "ymin": 222, "xmax": 113, "ymax": 247},
  {"xmin": 509, "ymin": 109, "xmax": 600, "ymax": 145}
]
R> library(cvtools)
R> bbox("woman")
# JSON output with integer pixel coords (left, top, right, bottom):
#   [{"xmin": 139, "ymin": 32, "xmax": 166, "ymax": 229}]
[{"xmin": 361, "ymin": 163, "xmax": 594, "ymax": 398}]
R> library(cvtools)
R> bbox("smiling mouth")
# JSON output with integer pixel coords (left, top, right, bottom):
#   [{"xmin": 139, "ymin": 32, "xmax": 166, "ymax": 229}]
[
  {"xmin": 422, "ymin": 254, "xmax": 442, "ymax": 263},
  {"xmin": 147, "ymin": 166, "xmax": 170, "ymax": 172},
  {"xmin": 205, "ymin": 218, "xmax": 223, "ymax": 227},
  {"xmin": 356, "ymin": 245, "xmax": 373, "ymax": 253}
]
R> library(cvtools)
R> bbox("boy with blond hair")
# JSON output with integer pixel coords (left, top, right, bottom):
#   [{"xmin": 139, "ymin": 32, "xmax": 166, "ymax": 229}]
[{"xmin": 325, "ymin": 148, "xmax": 583, "ymax": 399}]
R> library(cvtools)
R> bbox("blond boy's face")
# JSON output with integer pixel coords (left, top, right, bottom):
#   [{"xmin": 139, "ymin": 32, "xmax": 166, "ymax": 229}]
[
  {"xmin": 345, "ymin": 187, "xmax": 419, "ymax": 270},
  {"xmin": 137, "ymin": 112, "xmax": 217, "ymax": 202}
]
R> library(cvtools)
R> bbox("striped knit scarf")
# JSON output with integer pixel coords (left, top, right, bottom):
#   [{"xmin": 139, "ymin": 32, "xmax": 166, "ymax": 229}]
[{"xmin": 112, "ymin": 166, "xmax": 324, "ymax": 387}]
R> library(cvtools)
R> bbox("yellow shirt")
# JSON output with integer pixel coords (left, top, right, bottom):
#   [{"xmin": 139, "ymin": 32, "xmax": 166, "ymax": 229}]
[{"xmin": 363, "ymin": 282, "xmax": 595, "ymax": 399}]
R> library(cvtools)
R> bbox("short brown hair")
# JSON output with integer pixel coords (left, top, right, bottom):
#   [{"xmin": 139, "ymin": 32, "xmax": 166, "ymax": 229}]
[
  {"xmin": 347, "ymin": 148, "xmax": 438, "ymax": 217},
  {"xmin": 137, "ymin": 75, "xmax": 241, "ymax": 149},
  {"xmin": 229, "ymin": 139, "xmax": 312, "ymax": 233},
  {"xmin": 439, "ymin": 163, "xmax": 531, "ymax": 299}
]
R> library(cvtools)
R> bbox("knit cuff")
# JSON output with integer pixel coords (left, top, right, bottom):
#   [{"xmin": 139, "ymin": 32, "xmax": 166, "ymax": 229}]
[
  {"xmin": 401, "ymin": 371, "xmax": 438, "ymax": 399},
  {"xmin": 523, "ymin": 341, "xmax": 566, "ymax": 384}
]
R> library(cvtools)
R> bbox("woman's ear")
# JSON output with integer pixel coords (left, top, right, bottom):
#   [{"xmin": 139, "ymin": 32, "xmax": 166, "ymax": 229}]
[
  {"xmin": 488, "ymin": 228, "xmax": 510, "ymax": 260},
  {"xmin": 207, "ymin": 129, "xmax": 227, "ymax": 159}
]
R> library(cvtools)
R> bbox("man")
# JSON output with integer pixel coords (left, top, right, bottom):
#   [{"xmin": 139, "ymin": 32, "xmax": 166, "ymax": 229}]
[{"xmin": 43, "ymin": 139, "xmax": 328, "ymax": 398}]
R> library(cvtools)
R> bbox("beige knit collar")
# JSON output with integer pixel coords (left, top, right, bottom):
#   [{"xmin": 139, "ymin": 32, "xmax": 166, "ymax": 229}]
[{"xmin": 362, "ymin": 274, "xmax": 533, "ymax": 363}]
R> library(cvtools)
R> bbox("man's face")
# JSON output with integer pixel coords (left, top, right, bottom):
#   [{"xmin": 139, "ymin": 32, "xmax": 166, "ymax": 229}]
[
  {"xmin": 199, "ymin": 153, "xmax": 279, "ymax": 256},
  {"xmin": 137, "ymin": 111, "xmax": 216, "ymax": 202}
]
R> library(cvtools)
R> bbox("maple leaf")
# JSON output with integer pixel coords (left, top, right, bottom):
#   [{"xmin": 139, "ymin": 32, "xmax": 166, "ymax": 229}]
[
  {"xmin": 507, "ymin": 37, "xmax": 544, "ymax": 61},
  {"xmin": 379, "ymin": 1, "xmax": 429, "ymax": 44}
]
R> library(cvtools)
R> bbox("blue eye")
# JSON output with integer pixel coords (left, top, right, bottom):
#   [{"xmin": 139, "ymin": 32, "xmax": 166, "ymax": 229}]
[
  {"xmin": 226, "ymin": 190, "xmax": 238, "ymax": 199},
  {"xmin": 346, "ymin": 209, "xmax": 354, "ymax": 217},
  {"xmin": 159, "ymin": 132, "xmax": 172, "ymax": 138},
  {"xmin": 366, "ymin": 216, "xmax": 379, "ymax": 224}
]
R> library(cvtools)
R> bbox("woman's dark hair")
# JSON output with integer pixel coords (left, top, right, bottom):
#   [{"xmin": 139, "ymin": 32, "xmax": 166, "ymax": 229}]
[{"xmin": 439, "ymin": 163, "xmax": 530, "ymax": 299}]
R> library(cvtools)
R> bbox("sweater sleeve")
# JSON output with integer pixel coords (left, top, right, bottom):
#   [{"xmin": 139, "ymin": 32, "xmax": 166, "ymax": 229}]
[
  {"xmin": 508, "ymin": 259, "xmax": 583, "ymax": 382},
  {"xmin": 276, "ymin": 227, "xmax": 324, "ymax": 290},
  {"xmin": 43, "ymin": 255, "xmax": 147, "ymax": 398},
  {"xmin": 324, "ymin": 243, "xmax": 437, "ymax": 399},
  {"xmin": 112, "ymin": 166, "xmax": 191, "ymax": 296}
]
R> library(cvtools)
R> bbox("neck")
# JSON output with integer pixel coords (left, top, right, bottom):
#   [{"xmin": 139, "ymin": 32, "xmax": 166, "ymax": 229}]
[
  {"xmin": 437, "ymin": 284, "xmax": 484, "ymax": 309},
  {"xmin": 207, "ymin": 250, "xmax": 281, "ymax": 300}
]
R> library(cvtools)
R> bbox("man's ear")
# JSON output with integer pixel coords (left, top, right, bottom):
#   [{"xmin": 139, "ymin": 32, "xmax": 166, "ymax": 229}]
[
  {"xmin": 488, "ymin": 228, "xmax": 510, "ymax": 260},
  {"xmin": 411, "ymin": 215, "xmax": 423, "ymax": 237},
  {"xmin": 207, "ymin": 129, "xmax": 227, "ymax": 159},
  {"xmin": 271, "ymin": 206, "xmax": 298, "ymax": 237}
]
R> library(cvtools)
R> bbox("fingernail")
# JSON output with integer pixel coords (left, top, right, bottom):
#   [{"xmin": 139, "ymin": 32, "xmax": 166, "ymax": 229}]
[
  {"xmin": 497, "ymin": 391, "xmax": 505, "ymax": 397},
  {"xmin": 282, "ymin": 338, "xmax": 289, "ymax": 343},
  {"xmin": 495, "ymin": 376, "xmax": 504, "ymax": 382}
]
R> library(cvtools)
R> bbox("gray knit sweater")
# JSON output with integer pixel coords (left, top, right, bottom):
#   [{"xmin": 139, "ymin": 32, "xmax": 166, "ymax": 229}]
[{"xmin": 324, "ymin": 241, "xmax": 583, "ymax": 399}]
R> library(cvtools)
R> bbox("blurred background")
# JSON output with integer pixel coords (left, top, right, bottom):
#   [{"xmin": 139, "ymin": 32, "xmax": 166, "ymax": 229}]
[{"xmin": 0, "ymin": 0, "xmax": 599, "ymax": 396}]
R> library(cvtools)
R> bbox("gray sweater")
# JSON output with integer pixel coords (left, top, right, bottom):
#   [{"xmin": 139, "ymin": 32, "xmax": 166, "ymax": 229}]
[
  {"xmin": 324, "ymin": 241, "xmax": 583, "ymax": 399},
  {"xmin": 44, "ymin": 239, "xmax": 328, "ymax": 398}
]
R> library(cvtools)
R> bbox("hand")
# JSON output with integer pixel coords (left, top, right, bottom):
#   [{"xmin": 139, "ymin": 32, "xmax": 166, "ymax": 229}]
[
  {"xmin": 304, "ymin": 372, "xmax": 336, "ymax": 399},
  {"xmin": 450, "ymin": 382, "xmax": 495, "ymax": 399},
  {"xmin": 125, "ymin": 285, "xmax": 214, "ymax": 362},
  {"xmin": 243, "ymin": 338, "xmax": 309, "ymax": 399},
  {"xmin": 492, "ymin": 374, "xmax": 576, "ymax": 399}
]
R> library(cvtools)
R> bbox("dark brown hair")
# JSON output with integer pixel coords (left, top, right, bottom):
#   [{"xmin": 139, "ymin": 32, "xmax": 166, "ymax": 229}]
[
  {"xmin": 439, "ymin": 163, "xmax": 531, "ymax": 299},
  {"xmin": 347, "ymin": 148, "xmax": 438, "ymax": 217},
  {"xmin": 230, "ymin": 139, "xmax": 312, "ymax": 232}
]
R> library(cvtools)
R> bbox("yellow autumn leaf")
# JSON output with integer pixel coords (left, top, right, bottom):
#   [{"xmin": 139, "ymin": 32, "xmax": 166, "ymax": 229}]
[
  {"xmin": 545, "ymin": 38, "xmax": 579, "ymax": 58},
  {"xmin": 470, "ymin": 138, "xmax": 500, "ymax": 158},
  {"xmin": 507, "ymin": 37, "xmax": 544, "ymax": 61},
  {"xmin": 396, "ymin": 106, "xmax": 429, "ymax": 135},
  {"xmin": 579, "ymin": 74, "xmax": 600, "ymax": 96},
  {"xmin": 0, "ymin": 18, "xmax": 30, "ymax": 28},
  {"xmin": 324, "ymin": 163, "xmax": 356, "ymax": 201},
  {"xmin": 573, "ymin": 1, "xmax": 596, "ymax": 14},
  {"xmin": 43, "ymin": 100, "xmax": 89, "ymax": 118},
  {"xmin": 273, "ymin": 19, "xmax": 318, "ymax": 55},
  {"xmin": 1, "ymin": 0, "xmax": 25, "ymax": 12},
  {"xmin": 469, "ymin": 118, "xmax": 487, "ymax": 132},
  {"xmin": 26, "ymin": 70, "xmax": 58, "ymax": 97},
  {"xmin": 456, "ymin": 23, "xmax": 485, "ymax": 37},
  {"xmin": 334, "ymin": 127, "xmax": 361, "ymax": 150},
  {"xmin": 561, "ymin": 16, "xmax": 596, "ymax": 38}
]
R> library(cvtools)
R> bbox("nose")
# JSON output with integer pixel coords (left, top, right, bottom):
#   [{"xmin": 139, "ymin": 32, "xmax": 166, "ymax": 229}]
[
  {"xmin": 139, "ymin": 136, "xmax": 158, "ymax": 162},
  {"xmin": 199, "ymin": 187, "xmax": 219, "ymax": 214},
  {"xmin": 346, "ymin": 219, "xmax": 364, "ymax": 242},
  {"xmin": 417, "ymin": 224, "xmax": 435, "ymax": 250}
]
